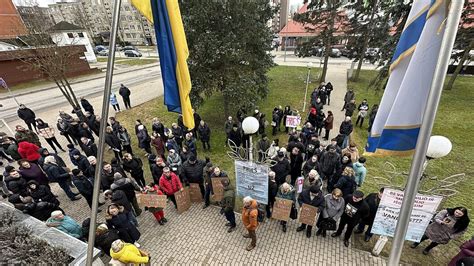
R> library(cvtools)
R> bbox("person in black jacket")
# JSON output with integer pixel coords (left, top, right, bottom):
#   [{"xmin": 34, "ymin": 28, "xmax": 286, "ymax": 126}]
[
  {"xmin": 9, "ymin": 193, "xmax": 60, "ymax": 221},
  {"xmin": 266, "ymin": 171, "xmax": 279, "ymax": 218},
  {"xmin": 332, "ymin": 190, "xmax": 370, "ymax": 247},
  {"xmin": 79, "ymin": 122, "xmax": 95, "ymax": 143},
  {"xmin": 104, "ymin": 189, "xmax": 138, "ymax": 227},
  {"xmin": 303, "ymin": 155, "xmax": 320, "ymax": 178},
  {"xmin": 43, "ymin": 155, "xmax": 81, "ymax": 201},
  {"xmin": 17, "ymin": 104, "xmax": 37, "ymax": 132},
  {"xmin": 71, "ymin": 149, "xmax": 90, "ymax": 173},
  {"xmin": 101, "ymin": 162, "xmax": 126, "ymax": 190},
  {"xmin": 271, "ymin": 151, "xmax": 291, "ymax": 187},
  {"xmin": 38, "ymin": 147, "xmax": 66, "ymax": 168},
  {"xmin": 105, "ymin": 126, "xmax": 123, "ymax": 161},
  {"xmin": 122, "ymin": 153, "xmax": 146, "ymax": 187},
  {"xmin": 151, "ymin": 157, "xmax": 167, "ymax": 184},
  {"xmin": 95, "ymin": 224, "xmax": 120, "ymax": 256},
  {"xmin": 106, "ymin": 204, "xmax": 140, "ymax": 245},
  {"xmin": 110, "ymin": 172, "xmax": 142, "ymax": 217},
  {"xmin": 4, "ymin": 168, "xmax": 28, "ymax": 196},
  {"xmin": 296, "ymin": 185, "xmax": 325, "ymax": 238},
  {"xmin": 228, "ymin": 124, "xmax": 242, "ymax": 147},
  {"xmin": 56, "ymin": 117, "xmax": 77, "ymax": 145},
  {"xmin": 354, "ymin": 188, "xmax": 384, "ymax": 241},
  {"xmin": 289, "ymin": 147, "xmax": 304, "ymax": 186},
  {"xmin": 80, "ymin": 137, "xmax": 98, "ymax": 157},
  {"xmin": 80, "ymin": 97, "xmax": 94, "ymax": 114},
  {"xmin": 119, "ymin": 84, "xmax": 132, "ymax": 109},
  {"xmin": 197, "ymin": 120, "xmax": 211, "ymax": 151},
  {"xmin": 339, "ymin": 117, "xmax": 353, "ymax": 149},
  {"xmin": 26, "ymin": 180, "xmax": 60, "ymax": 207},
  {"xmin": 320, "ymin": 145, "xmax": 341, "ymax": 192},
  {"xmin": 181, "ymin": 155, "xmax": 205, "ymax": 198},
  {"xmin": 71, "ymin": 169, "xmax": 94, "ymax": 208}
]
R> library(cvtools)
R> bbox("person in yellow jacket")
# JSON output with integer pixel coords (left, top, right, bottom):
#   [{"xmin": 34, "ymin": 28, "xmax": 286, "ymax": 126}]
[{"xmin": 110, "ymin": 240, "xmax": 149, "ymax": 265}]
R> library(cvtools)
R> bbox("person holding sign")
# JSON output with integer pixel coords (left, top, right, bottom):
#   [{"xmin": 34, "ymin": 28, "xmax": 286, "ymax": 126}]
[
  {"xmin": 317, "ymin": 188, "xmax": 345, "ymax": 237},
  {"xmin": 220, "ymin": 179, "xmax": 236, "ymax": 233},
  {"xmin": 143, "ymin": 184, "xmax": 168, "ymax": 225},
  {"xmin": 296, "ymin": 185, "xmax": 325, "ymax": 238},
  {"xmin": 242, "ymin": 196, "xmax": 259, "ymax": 251},
  {"xmin": 276, "ymin": 183, "xmax": 297, "ymax": 233},
  {"xmin": 411, "ymin": 207, "xmax": 470, "ymax": 255},
  {"xmin": 354, "ymin": 187, "xmax": 384, "ymax": 242},
  {"xmin": 158, "ymin": 167, "xmax": 183, "ymax": 209},
  {"xmin": 332, "ymin": 190, "xmax": 369, "ymax": 247}
]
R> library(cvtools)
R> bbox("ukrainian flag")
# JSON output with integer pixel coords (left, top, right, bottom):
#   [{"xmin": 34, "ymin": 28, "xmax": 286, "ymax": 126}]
[
  {"xmin": 365, "ymin": 0, "xmax": 446, "ymax": 156},
  {"xmin": 131, "ymin": 0, "xmax": 194, "ymax": 129}
]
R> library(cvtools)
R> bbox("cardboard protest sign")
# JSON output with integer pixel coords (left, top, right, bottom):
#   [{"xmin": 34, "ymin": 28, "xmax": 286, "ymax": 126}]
[
  {"xmin": 136, "ymin": 193, "xmax": 167, "ymax": 208},
  {"xmin": 174, "ymin": 188, "xmax": 191, "ymax": 214},
  {"xmin": 189, "ymin": 183, "xmax": 203, "ymax": 203},
  {"xmin": 211, "ymin": 177, "xmax": 229, "ymax": 202},
  {"xmin": 298, "ymin": 204, "xmax": 318, "ymax": 226},
  {"xmin": 271, "ymin": 197, "xmax": 293, "ymax": 222},
  {"xmin": 285, "ymin": 115, "xmax": 301, "ymax": 128}
]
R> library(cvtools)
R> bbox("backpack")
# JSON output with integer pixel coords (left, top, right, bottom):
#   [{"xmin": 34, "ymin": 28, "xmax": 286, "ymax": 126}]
[{"xmin": 257, "ymin": 203, "xmax": 265, "ymax": 223}]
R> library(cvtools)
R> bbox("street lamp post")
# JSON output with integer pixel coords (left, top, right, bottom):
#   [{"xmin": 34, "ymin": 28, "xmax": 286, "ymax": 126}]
[
  {"xmin": 302, "ymin": 62, "xmax": 313, "ymax": 112},
  {"xmin": 423, "ymin": 135, "xmax": 452, "ymax": 173},
  {"xmin": 242, "ymin": 117, "xmax": 259, "ymax": 163}
]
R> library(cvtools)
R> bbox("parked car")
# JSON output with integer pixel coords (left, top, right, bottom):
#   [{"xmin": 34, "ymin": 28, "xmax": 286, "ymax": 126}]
[
  {"xmin": 94, "ymin": 45, "xmax": 106, "ymax": 54},
  {"xmin": 98, "ymin": 49, "xmax": 109, "ymax": 56},
  {"xmin": 124, "ymin": 50, "xmax": 142, "ymax": 57},
  {"xmin": 122, "ymin": 46, "xmax": 137, "ymax": 51},
  {"xmin": 329, "ymin": 48, "xmax": 342, "ymax": 58}
]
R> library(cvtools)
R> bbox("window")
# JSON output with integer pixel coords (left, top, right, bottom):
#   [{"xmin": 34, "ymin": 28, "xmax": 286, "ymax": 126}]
[
  {"xmin": 125, "ymin": 33, "xmax": 131, "ymax": 38},
  {"xmin": 130, "ymin": 25, "xmax": 135, "ymax": 30},
  {"xmin": 128, "ymin": 15, "xmax": 133, "ymax": 21},
  {"xmin": 131, "ymin": 33, "xmax": 136, "ymax": 38},
  {"xmin": 67, "ymin": 33, "xmax": 74, "ymax": 38},
  {"xmin": 78, "ymin": 32, "xmax": 84, "ymax": 37}
]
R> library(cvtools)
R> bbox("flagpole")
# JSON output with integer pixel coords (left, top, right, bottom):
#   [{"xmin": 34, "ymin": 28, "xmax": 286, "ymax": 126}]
[
  {"xmin": 387, "ymin": 1, "xmax": 464, "ymax": 265},
  {"xmin": 85, "ymin": 0, "xmax": 122, "ymax": 264}
]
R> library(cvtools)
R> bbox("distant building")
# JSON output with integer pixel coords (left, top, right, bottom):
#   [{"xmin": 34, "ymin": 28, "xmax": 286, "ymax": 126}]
[
  {"xmin": 0, "ymin": 0, "xmax": 27, "ymax": 39},
  {"xmin": 269, "ymin": 0, "xmax": 290, "ymax": 33},
  {"xmin": 49, "ymin": 21, "xmax": 97, "ymax": 63},
  {"xmin": 16, "ymin": 6, "xmax": 55, "ymax": 34}
]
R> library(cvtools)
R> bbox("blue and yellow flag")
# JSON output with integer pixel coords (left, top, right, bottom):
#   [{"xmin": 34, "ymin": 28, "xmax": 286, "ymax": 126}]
[{"xmin": 131, "ymin": 0, "xmax": 194, "ymax": 129}]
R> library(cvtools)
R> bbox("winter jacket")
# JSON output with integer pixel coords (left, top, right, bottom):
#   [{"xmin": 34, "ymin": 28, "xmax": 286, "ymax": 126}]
[
  {"xmin": 303, "ymin": 177, "xmax": 322, "ymax": 191},
  {"xmin": 43, "ymin": 162, "xmax": 70, "ymax": 183},
  {"xmin": 448, "ymin": 239, "xmax": 474, "ymax": 266},
  {"xmin": 151, "ymin": 164, "xmax": 165, "ymax": 184},
  {"xmin": 152, "ymin": 137, "xmax": 165, "ymax": 156},
  {"xmin": 181, "ymin": 160, "xmax": 205, "ymax": 184},
  {"xmin": 325, "ymin": 114, "xmax": 334, "ymax": 130},
  {"xmin": 271, "ymin": 158, "xmax": 291, "ymax": 185},
  {"xmin": 95, "ymin": 230, "xmax": 120, "ymax": 256},
  {"xmin": 344, "ymin": 102, "xmax": 357, "ymax": 117},
  {"xmin": 72, "ymin": 174, "xmax": 94, "ymax": 197},
  {"xmin": 46, "ymin": 216, "xmax": 82, "ymax": 238},
  {"xmin": 198, "ymin": 124, "xmax": 211, "ymax": 142},
  {"xmin": 18, "ymin": 107, "xmax": 36, "ymax": 123},
  {"xmin": 339, "ymin": 121, "xmax": 353, "ymax": 136},
  {"xmin": 119, "ymin": 85, "xmax": 131, "ymax": 98},
  {"xmin": 122, "ymin": 157, "xmax": 144, "ymax": 178},
  {"xmin": 353, "ymin": 162, "xmax": 367, "ymax": 186},
  {"xmin": 137, "ymin": 130, "xmax": 151, "ymax": 149},
  {"xmin": 101, "ymin": 167, "xmax": 126, "ymax": 190},
  {"xmin": 5, "ymin": 142, "xmax": 21, "ymax": 161},
  {"xmin": 18, "ymin": 142, "xmax": 41, "ymax": 162},
  {"xmin": 344, "ymin": 91, "xmax": 355, "ymax": 103},
  {"xmin": 334, "ymin": 175, "xmax": 357, "ymax": 196},
  {"xmin": 302, "ymin": 159, "xmax": 319, "ymax": 178},
  {"xmin": 38, "ymin": 149, "xmax": 66, "ymax": 168},
  {"xmin": 342, "ymin": 147, "xmax": 360, "ymax": 163},
  {"xmin": 56, "ymin": 121, "xmax": 72, "ymax": 135},
  {"xmin": 221, "ymin": 186, "xmax": 235, "ymax": 212},
  {"xmin": 27, "ymin": 180, "xmax": 60, "ymax": 206},
  {"xmin": 110, "ymin": 93, "xmax": 118, "ymax": 105},
  {"xmin": 228, "ymin": 129, "xmax": 242, "ymax": 147},
  {"xmin": 117, "ymin": 131, "xmax": 132, "ymax": 146},
  {"xmin": 298, "ymin": 188, "xmax": 325, "ymax": 211},
  {"xmin": 159, "ymin": 172, "xmax": 182, "ymax": 196},
  {"xmin": 110, "ymin": 243, "xmax": 149, "ymax": 265},
  {"xmin": 425, "ymin": 210, "xmax": 468, "ymax": 244},
  {"xmin": 5, "ymin": 176, "xmax": 27, "ymax": 196},
  {"xmin": 242, "ymin": 199, "xmax": 259, "ymax": 231},
  {"xmin": 165, "ymin": 139, "xmax": 179, "ymax": 152},
  {"xmin": 107, "ymin": 212, "xmax": 140, "ymax": 243},
  {"xmin": 319, "ymin": 151, "xmax": 341, "ymax": 174},
  {"xmin": 111, "ymin": 177, "xmax": 140, "ymax": 203},
  {"xmin": 19, "ymin": 163, "xmax": 49, "ymax": 184},
  {"xmin": 81, "ymin": 99, "xmax": 94, "ymax": 114},
  {"xmin": 184, "ymin": 138, "xmax": 197, "ymax": 154},
  {"xmin": 290, "ymin": 152, "xmax": 304, "ymax": 177},
  {"xmin": 257, "ymin": 139, "xmax": 271, "ymax": 153},
  {"xmin": 322, "ymin": 194, "xmax": 345, "ymax": 220},
  {"xmin": 167, "ymin": 153, "xmax": 182, "ymax": 170},
  {"xmin": 16, "ymin": 129, "xmax": 41, "ymax": 146},
  {"xmin": 110, "ymin": 189, "xmax": 133, "ymax": 213},
  {"xmin": 277, "ymin": 185, "xmax": 296, "ymax": 202},
  {"xmin": 75, "ymin": 154, "xmax": 91, "ymax": 173},
  {"xmin": 224, "ymin": 121, "xmax": 233, "ymax": 135},
  {"xmin": 105, "ymin": 132, "xmax": 122, "ymax": 150},
  {"xmin": 82, "ymin": 139, "xmax": 98, "ymax": 157},
  {"xmin": 361, "ymin": 192, "xmax": 381, "ymax": 225},
  {"xmin": 341, "ymin": 194, "xmax": 369, "ymax": 225},
  {"xmin": 152, "ymin": 122, "xmax": 165, "ymax": 136},
  {"xmin": 268, "ymin": 180, "xmax": 278, "ymax": 204}
]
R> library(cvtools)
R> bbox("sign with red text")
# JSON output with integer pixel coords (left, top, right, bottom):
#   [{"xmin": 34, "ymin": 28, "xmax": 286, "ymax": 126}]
[
  {"xmin": 285, "ymin": 115, "xmax": 301, "ymax": 128},
  {"xmin": 371, "ymin": 188, "xmax": 442, "ymax": 242}
]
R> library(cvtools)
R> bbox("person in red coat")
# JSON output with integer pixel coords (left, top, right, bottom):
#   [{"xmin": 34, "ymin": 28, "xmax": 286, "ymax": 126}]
[
  {"xmin": 449, "ymin": 237, "xmax": 474, "ymax": 266},
  {"xmin": 17, "ymin": 142, "xmax": 41, "ymax": 163},
  {"xmin": 143, "ymin": 183, "xmax": 168, "ymax": 225},
  {"xmin": 158, "ymin": 167, "xmax": 183, "ymax": 208}
]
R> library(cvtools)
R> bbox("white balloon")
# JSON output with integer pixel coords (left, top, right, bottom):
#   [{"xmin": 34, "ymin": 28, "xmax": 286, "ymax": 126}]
[
  {"xmin": 242, "ymin": 117, "xmax": 259, "ymax": 134},
  {"xmin": 426, "ymin": 135, "xmax": 452, "ymax": 159}
]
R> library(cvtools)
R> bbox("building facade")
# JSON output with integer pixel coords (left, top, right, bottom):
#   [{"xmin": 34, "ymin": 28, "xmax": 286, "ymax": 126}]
[
  {"xmin": 49, "ymin": 21, "xmax": 97, "ymax": 63},
  {"xmin": 0, "ymin": 0, "xmax": 27, "ymax": 39},
  {"xmin": 269, "ymin": 0, "xmax": 290, "ymax": 33},
  {"xmin": 16, "ymin": 6, "xmax": 55, "ymax": 34}
]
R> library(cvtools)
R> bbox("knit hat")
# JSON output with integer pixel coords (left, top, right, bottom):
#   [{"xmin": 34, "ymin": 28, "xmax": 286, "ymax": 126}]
[
  {"xmin": 353, "ymin": 190, "xmax": 364, "ymax": 199},
  {"xmin": 113, "ymin": 172, "xmax": 123, "ymax": 181},
  {"xmin": 111, "ymin": 240, "xmax": 124, "ymax": 253}
]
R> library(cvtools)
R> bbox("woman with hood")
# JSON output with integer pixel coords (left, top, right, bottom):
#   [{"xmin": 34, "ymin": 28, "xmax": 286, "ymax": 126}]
[{"xmin": 412, "ymin": 207, "xmax": 470, "ymax": 255}]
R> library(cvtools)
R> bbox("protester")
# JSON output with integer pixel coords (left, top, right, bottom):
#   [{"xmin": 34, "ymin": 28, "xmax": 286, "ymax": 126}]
[
  {"xmin": 448, "ymin": 236, "xmax": 474, "ymax": 266},
  {"xmin": 143, "ymin": 184, "xmax": 168, "ymax": 225},
  {"xmin": 106, "ymin": 204, "xmax": 141, "ymax": 246},
  {"xmin": 151, "ymin": 157, "xmax": 166, "ymax": 184},
  {"xmin": 71, "ymin": 169, "xmax": 94, "ymax": 208},
  {"xmin": 159, "ymin": 167, "xmax": 183, "ymax": 208},
  {"xmin": 271, "ymin": 150, "xmax": 291, "ymax": 187},
  {"xmin": 2, "ymin": 138, "xmax": 21, "ymax": 161},
  {"xmin": 303, "ymin": 169, "xmax": 322, "ymax": 191},
  {"xmin": 302, "ymin": 155, "xmax": 319, "ymax": 178},
  {"xmin": 228, "ymin": 124, "xmax": 242, "ymax": 147},
  {"xmin": 267, "ymin": 139, "xmax": 280, "ymax": 159},
  {"xmin": 137, "ymin": 125, "xmax": 152, "ymax": 155},
  {"xmin": 356, "ymin": 99, "xmax": 369, "ymax": 127},
  {"xmin": 341, "ymin": 142, "xmax": 360, "ymax": 164},
  {"xmin": 80, "ymin": 97, "xmax": 94, "ymax": 115},
  {"xmin": 17, "ymin": 141, "xmax": 41, "ymax": 163},
  {"xmin": 224, "ymin": 116, "xmax": 234, "ymax": 146},
  {"xmin": 9, "ymin": 193, "xmax": 58, "ymax": 221},
  {"xmin": 317, "ymin": 188, "xmax": 345, "ymax": 237},
  {"xmin": 334, "ymin": 167, "xmax": 357, "ymax": 196},
  {"xmin": 344, "ymin": 100, "xmax": 357, "ymax": 117},
  {"xmin": 283, "ymin": 106, "xmax": 292, "ymax": 133},
  {"xmin": 81, "ymin": 137, "xmax": 98, "ymax": 157},
  {"xmin": 18, "ymin": 160, "xmax": 48, "ymax": 185},
  {"xmin": 119, "ymin": 84, "xmax": 132, "ymax": 109},
  {"xmin": 120, "ymin": 153, "xmax": 145, "ymax": 187},
  {"xmin": 15, "ymin": 125, "xmax": 41, "ymax": 146},
  {"xmin": 353, "ymin": 157, "xmax": 367, "ymax": 187},
  {"xmin": 101, "ymin": 162, "xmax": 125, "ymax": 190},
  {"xmin": 266, "ymin": 171, "xmax": 278, "ymax": 218},
  {"xmin": 203, "ymin": 162, "xmax": 214, "ymax": 209},
  {"xmin": 323, "ymin": 111, "xmax": 334, "ymax": 141},
  {"xmin": 36, "ymin": 118, "xmax": 65, "ymax": 153},
  {"xmin": 46, "ymin": 210, "xmax": 82, "ymax": 238},
  {"xmin": 110, "ymin": 92, "xmax": 121, "ymax": 112},
  {"xmin": 339, "ymin": 117, "xmax": 353, "ymax": 149},
  {"xmin": 184, "ymin": 132, "xmax": 197, "ymax": 156},
  {"xmin": 17, "ymin": 104, "xmax": 37, "ymax": 132},
  {"xmin": 289, "ymin": 147, "xmax": 304, "ymax": 186},
  {"xmin": 104, "ymin": 189, "xmax": 138, "ymax": 227},
  {"xmin": 242, "ymin": 196, "xmax": 259, "ymax": 251},
  {"xmin": 411, "ymin": 207, "xmax": 470, "ymax": 255},
  {"xmin": 181, "ymin": 155, "xmax": 205, "ymax": 197},
  {"xmin": 43, "ymin": 155, "xmax": 81, "ymax": 201},
  {"xmin": 257, "ymin": 134, "xmax": 271, "ymax": 162},
  {"xmin": 110, "ymin": 239, "xmax": 149, "ymax": 264},
  {"xmin": 319, "ymin": 145, "xmax": 341, "ymax": 191},
  {"xmin": 276, "ymin": 182, "xmax": 296, "ymax": 233},
  {"xmin": 341, "ymin": 89, "xmax": 355, "ymax": 111},
  {"xmin": 220, "ymin": 179, "xmax": 236, "ymax": 233},
  {"xmin": 71, "ymin": 149, "xmax": 91, "ymax": 173},
  {"xmin": 94, "ymin": 224, "xmax": 120, "ymax": 256},
  {"xmin": 79, "ymin": 122, "xmax": 95, "ymax": 143},
  {"xmin": 57, "ymin": 117, "xmax": 77, "ymax": 145},
  {"xmin": 355, "ymin": 188, "xmax": 384, "ymax": 241},
  {"xmin": 38, "ymin": 147, "xmax": 66, "ymax": 168},
  {"xmin": 4, "ymin": 168, "xmax": 28, "ymax": 196},
  {"xmin": 326, "ymin": 82, "xmax": 333, "ymax": 105},
  {"xmin": 151, "ymin": 132, "xmax": 165, "ymax": 159},
  {"xmin": 332, "ymin": 190, "xmax": 369, "ymax": 247},
  {"xmin": 110, "ymin": 172, "xmax": 142, "ymax": 216},
  {"xmin": 296, "ymin": 185, "xmax": 325, "ymax": 238}
]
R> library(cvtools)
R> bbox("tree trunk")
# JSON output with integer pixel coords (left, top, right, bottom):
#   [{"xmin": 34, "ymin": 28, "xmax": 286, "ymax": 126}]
[
  {"xmin": 63, "ymin": 76, "xmax": 81, "ymax": 108},
  {"xmin": 353, "ymin": 0, "xmax": 378, "ymax": 81},
  {"xmin": 320, "ymin": 5, "xmax": 337, "ymax": 83},
  {"xmin": 445, "ymin": 41, "xmax": 473, "ymax": 90},
  {"xmin": 54, "ymin": 80, "xmax": 74, "ymax": 106}
]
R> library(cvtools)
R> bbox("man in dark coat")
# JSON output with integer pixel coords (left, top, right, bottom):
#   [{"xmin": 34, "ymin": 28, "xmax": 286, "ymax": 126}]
[
  {"xmin": 266, "ymin": 171, "xmax": 279, "ymax": 218},
  {"xmin": 43, "ymin": 156, "xmax": 81, "ymax": 201},
  {"xmin": 38, "ymin": 147, "xmax": 66, "ymax": 168},
  {"xmin": 105, "ymin": 127, "xmax": 122, "ymax": 161},
  {"xmin": 71, "ymin": 169, "xmax": 94, "ymax": 208},
  {"xmin": 332, "ymin": 190, "xmax": 369, "ymax": 247},
  {"xmin": 122, "ymin": 153, "xmax": 145, "ymax": 187},
  {"xmin": 271, "ymin": 151, "xmax": 291, "ymax": 187},
  {"xmin": 296, "ymin": 185, "xmax": 325, "ymax": 238},
  {"xmin": 197, "ymin": 120, "xmax": 211, "ymax": 151},
  {"xmin": 228, "ymin": 124, "xmax": 242, "ymax": 147},
  {"xmin": 289, "ymin": 147, "xmax": 304, "ymax": 186},
  {"xmin": 81, "ymin": 137, "xmax": 98, "ymax": 157},
  {"xmin": 17, "ymin": 104, "xmax": 37, "ymax": 132},
  {"xmin": 80, "ymin": 97, "xmax": 94, "ymax": 115},
  {"xmin": 4, "ymin": 168, "xmax": 28, "ymax": 196},
  {"xmin": 101, "ymin": 162, "xmax": 126, "ymax": 190},
  {"xmin": 320, "ymin": 145, "xmax": 341, "ymax": 192},
  {"xmin": 71, "ymin": 149, "xmax": 90, "ymax": 173},
  {"xmin": 354, "ymin": 187, "xmax": 384, "ymax": 241},
  {"xmin": 341, "ymin": 89, "xmax": 355, "ymax": 111},
  {"xmin": 257, "ymin": 134, "xmax": 271, "ymax": 162},
  {"xmin": 181, "ymin": 155, "xmax": 206, "ymax": 198},
  {"xmin": 26, "ymin": 180, "xmax": 60, "ymax": 208},
  {"xmin": 339, "ymin": 117, "xmax": 354, "ymax": 149},
  {"xmin": 15, "ymin": 125, "xmax": 41, "ymax": 146},
  {"xmin": 110, "ymin": 172, "xmax": 142, "ymax": 216},
  {"xmin": 193, "ymin": 109, "xmax": 202, "ymax": 134},
  {"xmin": 118, "ymin": 84, "xmax": 132, "ymax": 109}
]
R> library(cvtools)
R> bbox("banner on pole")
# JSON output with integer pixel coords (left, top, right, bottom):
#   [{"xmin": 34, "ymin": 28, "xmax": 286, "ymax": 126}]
[
  {"xmin": 371, "ymin": 188, "xmax": 442, "ymax": 242},
  {"xmin": 285, "ymin": 115, "xmax": 301, "ymax": 128},
  {"xmin": 235, "ymin": 160, "xmax": 269, "ymax": 204}
]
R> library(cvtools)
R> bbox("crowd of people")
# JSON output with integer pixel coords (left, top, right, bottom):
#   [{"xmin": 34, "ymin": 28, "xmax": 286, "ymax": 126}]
[{"xmin": 0, "ymin": 81, "xmax": 471, "ymax": 265}]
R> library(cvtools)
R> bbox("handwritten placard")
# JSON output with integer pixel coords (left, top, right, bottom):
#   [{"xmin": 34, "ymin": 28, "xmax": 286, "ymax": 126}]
[
  {"xmin": 211, "ymin": 177, "xmax": 229, "ymax": 202},
  {"xmin": 285, "ymin": 115, "xmax": 301, "ymax": 128},
  {"xmin": 298, "ymin": 203, "xmax": 318, "ymax": 226},
  {"xmin": 271, "ymin": 197, "xmax": 293, "ymax": 222},
  {"xmin": 189, "ymin": 183, "xmax": 203, "ymax": 203},
  {"xmin": 174, "ymin": 188, "xmax": 191, "ymax": 214},
  {"xmin": 136, "ymin": 193, "xmax": 167, "ymax": 208}
]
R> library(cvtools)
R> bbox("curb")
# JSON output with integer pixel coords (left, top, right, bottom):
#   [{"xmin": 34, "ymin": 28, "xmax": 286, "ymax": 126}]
[{"xmin": 0, "ymin": 63, "xmax": 159, "ymax": 100}]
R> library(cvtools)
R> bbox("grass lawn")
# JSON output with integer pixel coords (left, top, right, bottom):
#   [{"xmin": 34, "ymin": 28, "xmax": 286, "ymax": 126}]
[
  {"xmin": 347, "ymin": 70, "xmax": 474, "ymax": 265},
  {"xmin": 115, "ymin": 65, "xmax": 320, "ymax": 208},
  {"xmin": 115, "ymin": 58, "xmax": 158, "ymax": 66}
]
